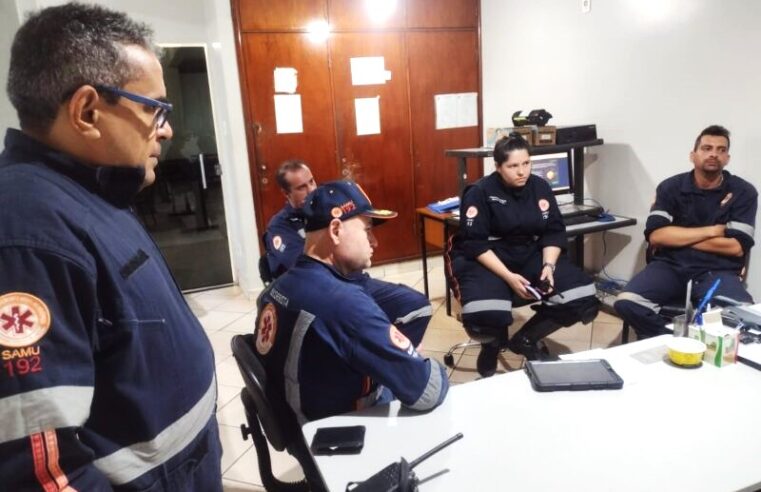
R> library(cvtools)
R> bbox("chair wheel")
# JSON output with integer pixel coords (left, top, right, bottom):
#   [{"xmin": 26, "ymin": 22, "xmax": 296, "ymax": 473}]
[{"xmin": 444, "ymin": 353, "xmax": 454, "ymax": 367}]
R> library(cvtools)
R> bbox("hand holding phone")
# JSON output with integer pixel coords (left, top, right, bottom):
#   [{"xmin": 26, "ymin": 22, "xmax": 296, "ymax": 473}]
[{"xmin": 524, "ymin": 284, "xmax": 543, "ymax": 301}]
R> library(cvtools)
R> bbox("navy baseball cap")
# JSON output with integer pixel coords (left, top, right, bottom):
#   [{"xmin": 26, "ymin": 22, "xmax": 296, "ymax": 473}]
[{"xmin": 302, "ymin": 180, "xmax": 398, "ymax": 232}]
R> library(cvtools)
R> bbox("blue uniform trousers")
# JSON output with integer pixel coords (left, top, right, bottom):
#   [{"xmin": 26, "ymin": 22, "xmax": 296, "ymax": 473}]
[
  {"xmin": 350, "ymin": 273, "xmax": 432, "ymax": 346},
  {"xmin": 451, "ymin": 250, "xmax": 598, "ymax": 340},
  {"xmin": 615, "ymin": 260, "xmax": 752, "ymax": 339}
]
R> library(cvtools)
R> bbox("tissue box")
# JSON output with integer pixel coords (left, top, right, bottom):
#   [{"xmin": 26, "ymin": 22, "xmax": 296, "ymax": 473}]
[{"xmin": 688, "ymin": 324, "xmax": 738, "ymax": 367}]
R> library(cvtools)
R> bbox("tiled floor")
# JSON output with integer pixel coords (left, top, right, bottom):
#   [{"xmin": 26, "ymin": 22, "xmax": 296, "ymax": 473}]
[{"xmin": 188, "ymin": 256, "xmax": 628, "ymax": 490}]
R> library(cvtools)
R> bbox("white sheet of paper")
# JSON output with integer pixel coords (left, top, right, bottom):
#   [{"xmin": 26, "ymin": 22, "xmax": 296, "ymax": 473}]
[
  {"xmin": 274, "ymin": 94, "xmax": 303, "ymax": 134},
  {"xmin": 350, "ymin": 57, "xmax": 387, "ymax": 86},
  {"xmin": 435, "ymin": 92, "xmax": 478, "ymax": 130},
  {"xmin": 434, "ymin": 94, "xmax": 457, "ymax": 130},
  {"xmin": 457, "ymin": 92, "xmax": 478, "ymax": 127},
  {"xmin": 274, "ymin": 67, "xmax": 298, "ymax": 94},
  {"xmin": 355, "ymin": 96, "xmax": 381, "ymax": 136}
]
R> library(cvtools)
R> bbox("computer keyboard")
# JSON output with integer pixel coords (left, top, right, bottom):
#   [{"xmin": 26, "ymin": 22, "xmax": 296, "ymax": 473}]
[{"xmin": 563, "ymin": 214, "xmax": 599, "ymax": 226}]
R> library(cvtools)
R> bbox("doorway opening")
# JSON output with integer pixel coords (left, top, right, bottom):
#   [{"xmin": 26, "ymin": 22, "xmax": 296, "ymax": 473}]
[{"xmin": 134, "ymin": 45, "xmax": 234, "ymax": 291}]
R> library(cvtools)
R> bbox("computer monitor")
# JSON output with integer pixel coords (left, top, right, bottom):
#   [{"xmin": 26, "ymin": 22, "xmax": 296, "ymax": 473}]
[{"xmin": 530, "ymin": 152, "xmax": 572, "ymax": 195}]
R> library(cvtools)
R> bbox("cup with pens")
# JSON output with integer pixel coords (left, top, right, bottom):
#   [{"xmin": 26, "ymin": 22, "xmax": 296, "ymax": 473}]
[{"xmin": 667, "ymin": 279, "xmax": 720, "ymax": 367}]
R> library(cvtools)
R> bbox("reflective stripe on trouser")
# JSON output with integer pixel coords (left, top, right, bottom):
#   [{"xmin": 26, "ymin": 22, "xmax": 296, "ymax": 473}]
[
  {"xmin": 452, "ymin": 250, "xmax": 596, "ymax": 331},
  {"xmin": 615, "ymin": 262, "xmax": 754, "ymax": 339},
  {"xmin": 93, "ymin": 375, "xmax": 217, "ymax": 485}
]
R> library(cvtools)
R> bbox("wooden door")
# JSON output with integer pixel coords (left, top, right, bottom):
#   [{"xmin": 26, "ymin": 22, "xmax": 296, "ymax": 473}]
[
  {"xmin": 240, "ymin": 33, "xmax": 338, "ymax": 228},
  {"xmin": 329, "ymin": 33, "xmax": 418, "ymax": 261},
  {"xmin": 407, "ymin": 30, "xmax": 481, "ymax": 207}
]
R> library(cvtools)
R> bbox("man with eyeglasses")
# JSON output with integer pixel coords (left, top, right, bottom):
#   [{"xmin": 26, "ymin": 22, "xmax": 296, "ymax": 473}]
[{"xmin": 0, "ymin": 3, "xmax": 222, "ymax": 491}]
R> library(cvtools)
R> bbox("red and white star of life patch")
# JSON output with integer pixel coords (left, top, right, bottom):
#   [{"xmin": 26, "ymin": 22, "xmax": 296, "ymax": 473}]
[
  {"xmin": 465, "ymin": 206, "xmax": 478, "ymax": 219},
  {"xmin": 0, "ymin": 292, "xmax": 51, "ymax": 348},
  {"xmin": 256, "ymin": 303, "xmax": 278, "ymax": 355},
  {"xmin": 388, "ymin": 325, "xmax": 411, "ymax": 351}
]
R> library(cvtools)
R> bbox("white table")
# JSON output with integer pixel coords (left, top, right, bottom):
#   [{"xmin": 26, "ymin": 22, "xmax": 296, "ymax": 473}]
[{"xmin": 302, "ymin": 336, "xmax": 761, "ymax": 492}]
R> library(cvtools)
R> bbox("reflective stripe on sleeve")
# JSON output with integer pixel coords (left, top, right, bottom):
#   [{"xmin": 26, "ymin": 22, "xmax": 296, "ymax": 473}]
[
  {"xmin": 394, "ymin": 305, "xmax": 432, "ymax": 326},
  {"xmin": 93, "ymin": 375, "xmax": 217, "ymax": 485},
  {"xmin": 615, "ymin": 291, "xmax": 660, "ymax": 313},
  {"xmin": 461, "ymin": 299, "xmax": 512, "ymax": 314},
  {"xmin": 0, "ymin": 386, "xmax": 93, "ymax": 445},
  {"xmin": 408, "ymin": 359, "xmax": 445, "ymax": 411},
  {"xmin": 284, "ymin": 310, "xmax": 316, "ymax": 425},
  {"xmin": 726, "ymin": 221, "xmax": 755, "ymax": 238},
  {"xmin": 648, "ymin": 210, "xmax": 673, "ymax": 222}
]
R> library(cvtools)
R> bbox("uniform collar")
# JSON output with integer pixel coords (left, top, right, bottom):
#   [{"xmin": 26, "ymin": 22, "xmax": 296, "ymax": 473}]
[
  {"xmin": 297, "ymin": 254, "xmax": 353, "ymax": 280},
  {"xmin": 490, "ymin": 171, "xmax": 530, "ymax": 198},
  {"xmin": 680, "ymin": 169, "xmax": 731, "ymax": 194},
  {"xmin": 283, "ymin": 202, "xmax": 306, "ymax": 222},
  {"xmin": 2, "ymin": 128, "xmax": 146, "ymax": 208}
]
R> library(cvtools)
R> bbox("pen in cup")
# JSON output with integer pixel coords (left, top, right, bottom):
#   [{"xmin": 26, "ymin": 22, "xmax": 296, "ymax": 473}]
[{"xmin": 692, "ymin": 278, "xmax": 721, "ymax": 325}]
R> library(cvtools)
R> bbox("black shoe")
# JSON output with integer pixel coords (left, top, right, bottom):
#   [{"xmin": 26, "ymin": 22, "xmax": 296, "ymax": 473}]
[
  {"xmin": 476, "ymin": 343, "xmax": 499, "ymax": 377},
  {"xmin": 508, "ymin": 336, "xmax": 555, "ymax": 361}
]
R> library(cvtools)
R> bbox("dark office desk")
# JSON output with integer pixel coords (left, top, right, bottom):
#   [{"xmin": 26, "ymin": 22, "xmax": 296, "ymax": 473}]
[{"xmin": 416, "ymin": 208, "xmax": 637, "ymax": 315}]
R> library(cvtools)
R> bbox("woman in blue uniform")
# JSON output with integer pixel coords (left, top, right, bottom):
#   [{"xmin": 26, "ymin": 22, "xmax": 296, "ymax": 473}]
[{"xmin": 449, "ymin": 134, "xmax": 599, "ymax": 376}]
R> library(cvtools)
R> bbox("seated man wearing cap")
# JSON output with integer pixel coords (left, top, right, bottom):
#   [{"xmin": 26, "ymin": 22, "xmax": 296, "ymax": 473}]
[
  {"xmin": 263, "ymin": 159, "xmax": 432, "ymax": 346},
  {"xmin": 253, "ymin": 180, "xmax": 449, "ymax": 422}
]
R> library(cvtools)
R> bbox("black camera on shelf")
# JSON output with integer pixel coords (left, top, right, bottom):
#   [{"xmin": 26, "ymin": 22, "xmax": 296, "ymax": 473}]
[{"xmin": 512, "ymin": 109, "xmax": 553, "ymax": 127}]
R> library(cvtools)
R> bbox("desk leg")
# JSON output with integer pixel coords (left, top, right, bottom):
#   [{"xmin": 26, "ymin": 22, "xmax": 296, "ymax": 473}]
[
  {"xmin": 444, "ymin": 221, "xmax": 452, "ymax": 317},
  {"xmin": 457, "ymin": 157, "xmax": 467, "ymax": 193},
  {"xmin": 420, "ymin": 213, "xmax": 429, "ymax": 298},
  {"xmin": 574, "ymin": 236, "xmax": 584, "ymax": 266}
]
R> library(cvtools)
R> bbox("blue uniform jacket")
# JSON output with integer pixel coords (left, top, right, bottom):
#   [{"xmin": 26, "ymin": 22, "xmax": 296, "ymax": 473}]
[
  {"xmin": 645, "ymin": 170, "xmax": 757, "ymax": 274},
  {"xmin": 453, "ymin": 172, "xmax": 566, "ymax": 262},
  {"xmin": 0, "ymin": 129, "xmax": 220, "ymax": 491},
  {"xmin": 263, "ymin": 203, "xmax": 305, "ymax": 278},
  {"xmin": 253, "ymin": 256, "xmax": 448, "ymax": 423}
]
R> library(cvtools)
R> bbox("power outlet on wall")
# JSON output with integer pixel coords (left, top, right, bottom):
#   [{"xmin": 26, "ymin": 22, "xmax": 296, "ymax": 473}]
[{"xmin": 581, "ymin": 0, "xmax": 591, "ymax": 13}]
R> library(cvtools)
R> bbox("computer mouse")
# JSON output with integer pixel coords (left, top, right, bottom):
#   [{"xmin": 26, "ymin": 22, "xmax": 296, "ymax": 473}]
[{"xmin": 597, "ymin": 213, "xmax": 615, "ymax": 222}]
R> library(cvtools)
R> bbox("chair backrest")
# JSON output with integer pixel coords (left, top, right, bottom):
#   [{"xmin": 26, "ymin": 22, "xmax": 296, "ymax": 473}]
[
  {"xmin": 231, "ymin": 333, "xmax": 292, "ymax": 450},
  {"xmin": 258, "ymin": 254, "xmax": 274, "ymax": 285}
]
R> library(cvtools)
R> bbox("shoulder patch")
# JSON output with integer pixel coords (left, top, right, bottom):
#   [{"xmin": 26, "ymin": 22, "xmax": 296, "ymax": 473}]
[
  {"xmin": 388, "ymin": 325, "xmax": 411, "ymax": 351},
  {"xmin": 0, "ymin": 293, "xmax": 51, "ymax": 348},
  {"xmin": 465, "ymin": 206, "xmax": 478, "ymax": 219},
  {"xmin": 255, "ymin": 303, "xmax": 278, "ymax": 355},
  {"xmin": 538, "ymin": 199, "xmax": 550, "ymax": 212},
  {"xmin": 272, "ymin": 235, "xmax": 283, "ymax": 251}
]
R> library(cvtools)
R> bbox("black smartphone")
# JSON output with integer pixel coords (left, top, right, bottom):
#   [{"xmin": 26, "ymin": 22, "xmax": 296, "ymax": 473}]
[{"xmin": 311, "ymin": 425, "xmax": 366, "ymax": 455}]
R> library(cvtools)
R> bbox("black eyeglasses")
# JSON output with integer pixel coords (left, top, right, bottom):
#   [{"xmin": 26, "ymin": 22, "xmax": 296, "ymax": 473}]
[{"xmin": 95, "ymin": 85, "xmax": 173, "ymax": 129}]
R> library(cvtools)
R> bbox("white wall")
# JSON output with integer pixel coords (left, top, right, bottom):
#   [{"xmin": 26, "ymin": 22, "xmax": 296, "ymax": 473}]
[
  {"xmin": 482, "ymin": 0, "xmax": 761, "ymax": 298},
  {"xmin": 0, "ymin": 2, "xmax": 21, "ymax": 132},
  {"xmin": 3, "ymin": 0, "xmax": 262, "ymax": 296}
]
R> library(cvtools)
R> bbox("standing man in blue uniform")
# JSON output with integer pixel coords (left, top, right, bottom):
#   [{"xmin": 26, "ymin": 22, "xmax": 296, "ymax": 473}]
[
  {"xmin": 615, "ymin": 125, "xmax": 756, "ymax": 339},
  {"xmin": 263, "ymin": 160, "xmax": 432, "ymax": 346},
  {"xmin": 254, "ymin": 181, "xmax": 449, "ymax": 423},
  {"xmin": 0, "ymin": 4, "xmax": 221, "ymax": 491}
]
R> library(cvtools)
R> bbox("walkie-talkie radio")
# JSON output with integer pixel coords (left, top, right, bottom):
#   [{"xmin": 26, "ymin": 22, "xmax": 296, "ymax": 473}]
[{"xmin": 345, "ymin": 433, "xmax": 464, "ymax": 492}]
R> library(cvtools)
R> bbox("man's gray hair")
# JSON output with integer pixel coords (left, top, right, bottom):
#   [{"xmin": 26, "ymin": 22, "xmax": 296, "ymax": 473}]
[{"xmin": 6, "ymin": 2, "xmax": 159, "ymax": 134}]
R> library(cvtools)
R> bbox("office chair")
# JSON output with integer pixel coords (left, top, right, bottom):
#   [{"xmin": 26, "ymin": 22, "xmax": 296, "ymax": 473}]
[
  {"xmin": 618, "ymin": 245, "xmax": 748, "ymax": 344},
  {"xmin": 231, "ymin": 334, "xmax": 327, "ymax": 492},
  {"xmin": 441, "ymin": 238, "xmax": 533, "ymax": 369}
]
